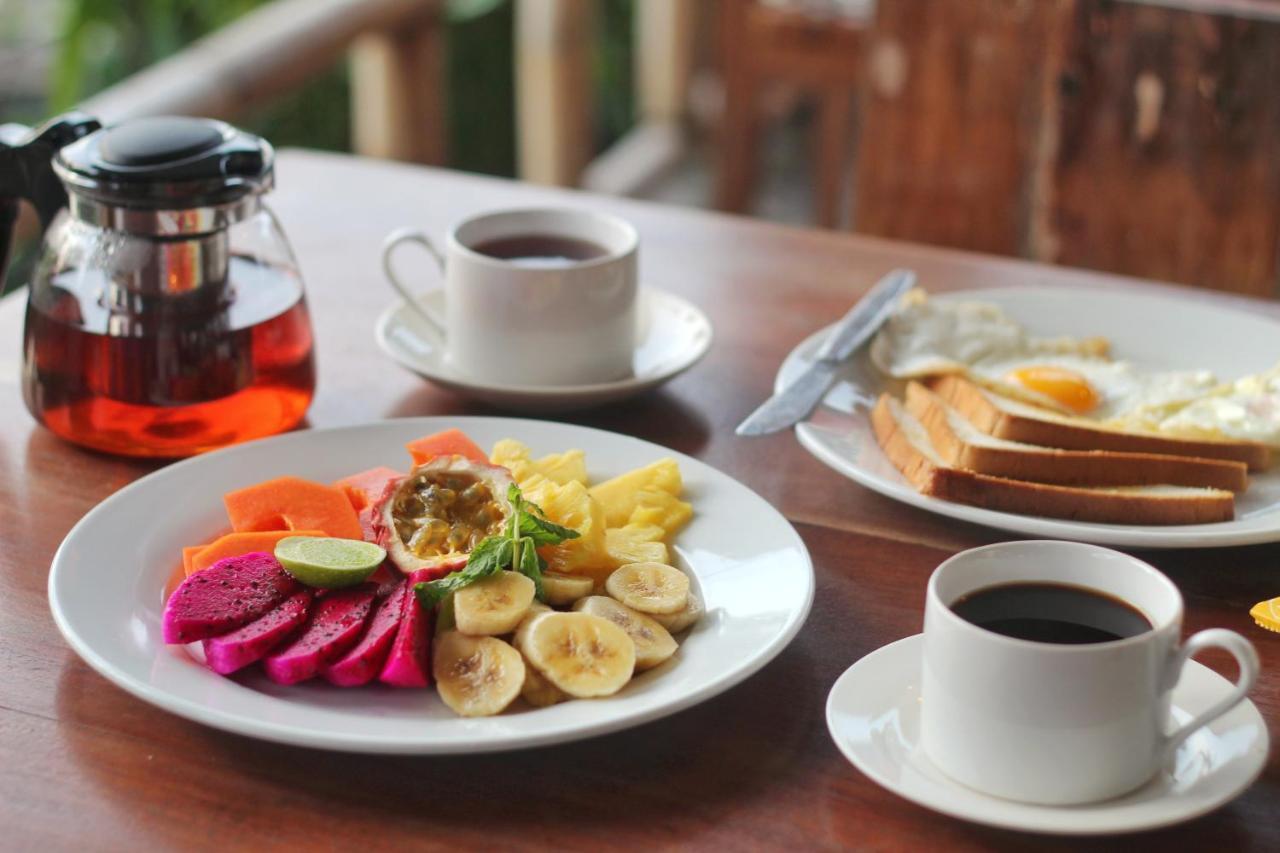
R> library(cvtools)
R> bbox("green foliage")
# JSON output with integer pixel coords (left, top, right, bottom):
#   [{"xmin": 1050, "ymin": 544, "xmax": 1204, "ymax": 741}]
[
  {"xmin": 48, "ymin": 0, "xmax": 635, "ymax": 171},
  {"xmin": 447, "ymin": 0, "xmax": 506, "ymax": 23},
  {"xmin": 53, "ymin": 0, "xmax": 349, "ymax": 151},
  {"xmin": 446, "ymin": 0, "xmax": 516, "ymax": 176},
  {"xmin": 596, "ymin": 0, "xmax": 635, "ymax": 150},
  {"xmin": 444, "ymin": 0, "xmax": 635, "ymax": 176},
  {"xmin": 53, "ymin": 0, "xmax": 266, "ymax": 111}
]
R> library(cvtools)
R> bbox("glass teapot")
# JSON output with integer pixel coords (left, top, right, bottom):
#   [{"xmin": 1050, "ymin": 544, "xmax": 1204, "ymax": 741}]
[{"xmin": 1, "ymin": 114, "xmax": 315, "ymax": 457}]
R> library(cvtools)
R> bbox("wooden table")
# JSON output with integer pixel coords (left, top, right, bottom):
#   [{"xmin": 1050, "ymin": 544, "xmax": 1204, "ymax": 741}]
[{"xmin": 2, "ymin": 151, "xmax": 1276, "ymax": 851}]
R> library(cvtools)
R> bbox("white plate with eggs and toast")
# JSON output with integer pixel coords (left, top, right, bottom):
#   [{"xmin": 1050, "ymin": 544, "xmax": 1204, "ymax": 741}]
[{"xmin": 791, "ymin": 285, "xmax": 1280, "ymax": 548}]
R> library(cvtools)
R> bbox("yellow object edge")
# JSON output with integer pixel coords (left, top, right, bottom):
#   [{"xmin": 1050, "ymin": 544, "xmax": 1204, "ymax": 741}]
[{"xmin": 1250, "ymin": 596, "xmax": 1280, "ymax": 633}]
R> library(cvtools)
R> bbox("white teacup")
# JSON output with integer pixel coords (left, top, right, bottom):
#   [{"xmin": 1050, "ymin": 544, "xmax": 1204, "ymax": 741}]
[
  {"xmin": 921, "ymin": 540, "xmax": 1259, "ymax": 805},
  {"xmin": 382, "ymin": 208, "xmax": 638, "ymax": 386}
]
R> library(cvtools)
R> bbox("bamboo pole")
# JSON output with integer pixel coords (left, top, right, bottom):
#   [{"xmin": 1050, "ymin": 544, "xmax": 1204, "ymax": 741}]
[{"xmin": 515, "ymin": 0, "xmax": 594, "ymax": 186}]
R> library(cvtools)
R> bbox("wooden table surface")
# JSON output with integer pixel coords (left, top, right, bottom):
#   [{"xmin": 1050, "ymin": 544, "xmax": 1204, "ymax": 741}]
[{"xmin": 2, "ymin": 150, "xmax": 1276, "ymax": 851}]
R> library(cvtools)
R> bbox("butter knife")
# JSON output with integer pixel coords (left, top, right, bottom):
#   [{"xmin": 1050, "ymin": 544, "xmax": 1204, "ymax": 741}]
[{"xmin": 735, "ymin": 268, "xmax": 915, "ymax": 436}]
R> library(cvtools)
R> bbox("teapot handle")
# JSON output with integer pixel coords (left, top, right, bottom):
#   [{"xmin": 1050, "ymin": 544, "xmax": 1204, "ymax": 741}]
[{"xmin": 0, "ymin": 112, "xmax": 101, "ymax": 285}]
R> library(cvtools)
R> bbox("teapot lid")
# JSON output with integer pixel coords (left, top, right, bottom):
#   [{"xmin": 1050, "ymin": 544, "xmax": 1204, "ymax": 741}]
[{"xmin": 53, "ymin": 116, "xmax": 273, "ymax": 233}]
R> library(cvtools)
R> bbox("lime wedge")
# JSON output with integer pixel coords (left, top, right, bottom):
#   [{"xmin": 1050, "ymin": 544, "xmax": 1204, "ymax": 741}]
[{"xmin": 274, "ymin": 536, "xmax": 386, "ymax": 589}]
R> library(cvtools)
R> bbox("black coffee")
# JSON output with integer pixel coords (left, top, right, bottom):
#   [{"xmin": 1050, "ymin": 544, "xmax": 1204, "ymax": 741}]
[
  {"xmin": 950, "ymin": 582, "xmax": 1152, "ymax": 644},
  {"xmin": 472, "ymin": 234, "xmax": 609, "ymax": 268}
]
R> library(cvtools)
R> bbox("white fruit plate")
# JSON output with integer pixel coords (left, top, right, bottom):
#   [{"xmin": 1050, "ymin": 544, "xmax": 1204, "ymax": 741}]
[{"xmin": 48, "ymin": 418, "xmax": 814, "ymax": 754}]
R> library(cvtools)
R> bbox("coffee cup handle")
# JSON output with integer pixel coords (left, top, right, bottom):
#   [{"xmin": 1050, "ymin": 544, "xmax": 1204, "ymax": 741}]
[
  {"xmin": 1162, "ymin": 628, "xmax": 1260, "ymax": 761},
  {"xmin": 382, "ymin": 227, "xmax": 447, "ymax": 338}
]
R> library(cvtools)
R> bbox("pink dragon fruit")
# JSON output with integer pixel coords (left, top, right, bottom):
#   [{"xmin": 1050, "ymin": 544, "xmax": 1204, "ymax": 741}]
[
  {"xmin": 262, "ymin": 584, "xmax": 377, "ymax": 685},
  {"xmin": 321, "ymin": 580, "xmax": 408, "ymax": 687},
  {"xmin": 378, "ymin": 569, "xmax": 436, "ymax": 687},
  {"xmin": 201, "ymin": 590, "xmax": 313, "ymax": 675},
  {"xmin": 162, "ymin": 552, "xmax": 299, "ymax": 644}
]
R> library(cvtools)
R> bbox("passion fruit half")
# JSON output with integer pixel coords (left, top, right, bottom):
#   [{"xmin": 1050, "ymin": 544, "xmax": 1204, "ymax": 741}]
[{"xmin": 373, "ymin": 456, "xmax": 514, "ymax": 575}]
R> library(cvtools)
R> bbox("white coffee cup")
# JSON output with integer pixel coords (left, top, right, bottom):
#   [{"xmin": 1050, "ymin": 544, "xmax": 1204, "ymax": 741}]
[
  {"xmin": 921, "ymin": 540, "xmax": 1259, "ymax": 805},
  {"xmin": 382, "ymin": 208, "xmax": 638, "ymax": 386}
]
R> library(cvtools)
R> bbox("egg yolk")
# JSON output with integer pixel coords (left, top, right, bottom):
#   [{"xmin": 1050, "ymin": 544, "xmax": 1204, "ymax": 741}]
[{"xmin": 1006, "ymin": 366, "xmax": 1100, "ymax": 414}]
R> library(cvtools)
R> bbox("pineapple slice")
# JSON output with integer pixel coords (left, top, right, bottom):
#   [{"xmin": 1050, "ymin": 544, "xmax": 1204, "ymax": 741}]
[
  {"xmin": 589, "ymin": 458, "xmax": 683, "ymax": 528},
  {"xmin": 605, "ymin": 523, "xmax": 670, "ymax": 568},
  {"xmin": 490, "ymin": 439, "xmax": 531, "ymax": 477},
  {"xmin": 535, "ymin": 450, "xmax": 588, "ymax": 487},
  {"xmin": 628, "ymin": 490, "xmax": 693, "ymax": 537},
  {"xmin": 521, "ymin": 475, "xmax": 610, "ymax": 575},
  {"xmin": 491, "ymin": 439, "xmax": 588, "ymax": 487},
  {"xmin": 577, "ymin": 521, "xmax": 680, "ymax": 587}
]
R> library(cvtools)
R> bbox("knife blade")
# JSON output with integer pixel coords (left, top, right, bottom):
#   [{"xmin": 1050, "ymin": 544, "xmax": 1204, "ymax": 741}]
[{"xmin": 735, "ymin": 268, "xmax": 916, "ymax": 436}]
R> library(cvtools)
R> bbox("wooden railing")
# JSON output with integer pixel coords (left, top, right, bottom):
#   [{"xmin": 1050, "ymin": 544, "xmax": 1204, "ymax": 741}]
[
  {"xmin": 516, "ymin": 0, "xmax": 697, "ymax": 194},
  {"xmin": 76, "ymin": 0, "xmax": 694, "ymax": 190},
  {"xmin": 67, "ymin": 0, "xmax": 1280, "ymax": 296},
  {"xmin": 81, "ymin": 0, "xmax": 447, "ymax": 166}
]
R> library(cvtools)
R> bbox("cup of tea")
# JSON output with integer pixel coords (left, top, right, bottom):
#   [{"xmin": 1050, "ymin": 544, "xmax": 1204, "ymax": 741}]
[
  {"xmin": 382, "ymin": 207, "xmax": 638, "ymax": 386},
  {"xmin": 920, "ymin": 540, "xmax": 1259, "ymax": 805}
]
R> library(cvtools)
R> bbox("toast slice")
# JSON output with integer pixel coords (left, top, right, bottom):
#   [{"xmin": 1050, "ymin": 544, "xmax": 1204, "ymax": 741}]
[
  {"xmin": 870, "ymin": 394, "xmax": 1235, "ymax": 525},
  {"xmin": 903, "ymin": 382, "xmax": 1248, "ymax": 492},
  {"xmin": 928, "ymin": 374, "xmax": 1270, "ymax": 471}
]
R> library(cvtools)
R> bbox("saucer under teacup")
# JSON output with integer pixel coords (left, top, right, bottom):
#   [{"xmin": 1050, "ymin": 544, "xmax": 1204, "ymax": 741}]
[
  {"xmin": 375, "ymin": 287, "xmax": 712, "ymax": 412},
  {"xmin": 825, "ymin": 634, "xmax": 1268, "ymax": 835}
]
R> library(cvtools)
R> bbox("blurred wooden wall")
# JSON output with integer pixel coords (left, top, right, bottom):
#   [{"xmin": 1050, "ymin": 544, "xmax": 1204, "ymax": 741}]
[{"xmin": 854, "ymin": 0, "xmax": 1280, "ymax": 297}]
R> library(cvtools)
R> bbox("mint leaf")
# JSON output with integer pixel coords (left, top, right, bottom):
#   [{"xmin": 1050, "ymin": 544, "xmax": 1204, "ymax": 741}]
[
  {"xmin": 507, "ymin": 480, "xmax": 578, "ymax": 545},
  {"xmin": 514, "ymin": 536, "xmax": 546, "ymax": 600},
  {"xmin": 519, "ymin": 512, "xmax": 580, "ymax": 546},
  {"xmin": 508, "ymin": 484, "xmax": 557, "ymax": 522},
  {"xmin": 414, "ymin": 536, "xmax": 510, "ymax": 606},
  {"xmin": 522, "ymin": 497, "xmax": 550, "ymax": 518}
]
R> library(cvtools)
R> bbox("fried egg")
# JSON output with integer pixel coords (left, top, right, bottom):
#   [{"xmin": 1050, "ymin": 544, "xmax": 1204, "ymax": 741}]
[
  {"xmin": 869, "ymin": 290, "xmax": 1110, "ymax": 380},
  {"xmin": 969, "ymin": 356, "xmax": 1216, "ymax": 421},
  {"xmin": 871, "ymin": 291, "xmax": 1218, "ymax": 422},
  {"xmin": 1122, "ymin": 365, "xmax": 1280, "ymax": 447}
]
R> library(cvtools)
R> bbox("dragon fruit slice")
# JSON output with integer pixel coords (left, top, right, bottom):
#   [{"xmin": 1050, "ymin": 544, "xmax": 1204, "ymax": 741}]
[
  {"xmin": 321, "ymin": 580, "xmax": 408, "ymax": 687},
  {"xmin": 201, "ymin": 590, "xmax": 313, "ymax": 675},
  {"xmin": 261, "ymin": 584, "xmax": 377, "ymax": 685},
  {"xmin": 378, "ymin": 569, "xmax": 437, "ymax": 687},
  {"xmin": 162, "ymin": 552, "xmax": 299, "ymax": 644}
]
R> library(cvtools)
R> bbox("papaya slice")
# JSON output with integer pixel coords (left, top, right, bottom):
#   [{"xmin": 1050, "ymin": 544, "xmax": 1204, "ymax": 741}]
[
  {"xmin": 223, "ymin": 476, "xmax": 364, "ymax": 540},
  {"xmin": 334, "ymin": 466, "xmax": 405, "ymax": 543},
  {"xmin": 181, "ymin": 546, "xmax": 206, "ymax": 576},
  {"xmin": 334, "ymin": 466, "xmax": 404, "ymax": 512},
  {"xmin": 405, "ymin": 428, "xmax": 487, "ymax": 467},
  {"xmin": 185, "ymin": 529, "xmax": 326, "ymax": 577}
]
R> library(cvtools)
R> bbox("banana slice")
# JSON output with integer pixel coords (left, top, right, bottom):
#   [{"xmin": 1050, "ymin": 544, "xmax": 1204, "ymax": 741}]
[
  {"xmin": 541, "ymin": 571, "xmax": 594, "ymax": 606},
  {"xmin": 513, "ymin": 602, "xmax": 568, "ymax": 706},
  {"xmin": 454, "ymin": 571, "xmax": 535, "ymax": 635},
  {"xmin": 433, "ymin": 631, "xmax": 525, "ymax": 717},
  {"xmin": 649, "ymin": 590, "xmax": 703, "ymax": 634},
  {"xmin": 522, "ymin": 612, "xmax": 636, "ymax": 698},
  {"xmin": 520, "ymin": 660, "xmax": 567, "ymax": 707},
  {"xmin": 513, "ymin": 601, "xmax": 553, "ymax": 650},
  {"xmin": 605, "ymin": 562, "xmax": 689, "ymax": 615},
  {"xmin": 573, "ymin": 596, "xmax": 677, "ymax": 671}
]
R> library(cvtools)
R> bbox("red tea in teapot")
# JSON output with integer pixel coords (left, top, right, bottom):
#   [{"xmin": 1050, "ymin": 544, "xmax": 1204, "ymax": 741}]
[{"xmin": 23, "ymin": 255, "xmax": 315, "ymax": 457}]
